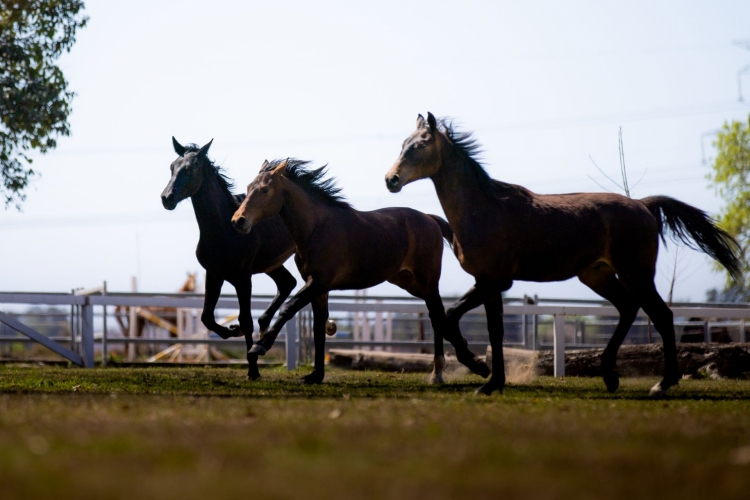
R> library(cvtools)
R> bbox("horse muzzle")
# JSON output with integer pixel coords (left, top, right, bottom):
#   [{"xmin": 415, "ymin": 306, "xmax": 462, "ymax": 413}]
[
  {"xmin": 161, "ymin": 193, "xmax": 177, "ymax": 210},
  {"xmin": 385, "ymin": 173, "xmax": 402, "ymax": 193},
  {"xmin": 231, "ymin": 215, "xmax": 253, "ymax": 233}
]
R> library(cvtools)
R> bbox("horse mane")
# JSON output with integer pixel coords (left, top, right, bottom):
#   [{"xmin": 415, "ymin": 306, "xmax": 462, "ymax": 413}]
[
  {"xmin": 184, "ymin": 143, "xmax": 244, "ymax": 203},
  {"xmin": 438, "ymin": 118, "xmax": 520, "ymax": 200},
  {"xmin": 263, "ymin": 158, "xmax": 351, "ymax": 209}
]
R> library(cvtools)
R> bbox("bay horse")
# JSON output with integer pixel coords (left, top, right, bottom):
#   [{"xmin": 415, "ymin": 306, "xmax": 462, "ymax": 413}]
[
  {"xmin": 385, "ymin": 113, "xmax": 741, "ymax": 396},
  {"xmin": 231, "ymin": 159, "xmax": 489, "ymax": 384},
  {"xmin": 161, "ymin": 139, "xmax": 298, "ymax": 379}
]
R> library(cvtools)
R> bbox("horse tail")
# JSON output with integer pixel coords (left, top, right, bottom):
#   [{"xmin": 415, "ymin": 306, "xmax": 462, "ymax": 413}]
[
  {"xmin": 641, "ymin": 195, "xmax": 742, "ymax": 282},
  {"xmin": 428, "ymin": 215, "xmax": 454, "ymax": 249}
]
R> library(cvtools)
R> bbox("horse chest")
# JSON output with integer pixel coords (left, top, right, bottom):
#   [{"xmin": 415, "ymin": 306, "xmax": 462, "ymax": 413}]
[{"xmin": 196, "ymin": 242, "xmax": 245, "ymax": 275}]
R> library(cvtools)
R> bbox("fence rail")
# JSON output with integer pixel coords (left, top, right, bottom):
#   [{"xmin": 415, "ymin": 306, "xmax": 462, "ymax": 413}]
[{"xmin": 2, "ymin": 291, "xmax": 749, "ymax": 376}]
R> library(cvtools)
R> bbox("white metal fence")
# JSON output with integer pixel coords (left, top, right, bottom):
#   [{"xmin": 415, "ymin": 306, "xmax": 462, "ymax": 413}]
[{"xmin": 2, "ymin": 290, "xmax": 750, "ymax": 376}]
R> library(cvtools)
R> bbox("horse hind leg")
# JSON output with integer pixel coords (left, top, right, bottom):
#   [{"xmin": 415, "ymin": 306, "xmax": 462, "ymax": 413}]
[
  {"xmin": 578, "ymin": 268, "xmax": 639, "ymax": 393},
  {"xmin": 258, "ymin": 266, "xmax": 297, "ymax": 334},
  {"xmin": 623, "ymin": 279, "xmax": 679, "ymax": 396},
  {"xmin": 388, "ymin": 271, "xmax": 445, "ymax": 385}
]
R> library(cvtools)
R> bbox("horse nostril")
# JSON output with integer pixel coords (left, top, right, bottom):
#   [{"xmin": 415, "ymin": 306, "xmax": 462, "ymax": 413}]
[
  {"xmin": 233, "ymin": 216, "xmax": 245, "ymax": 227},
  {"xmin": 387, "ymin": 175, "xmax": 400, "ymax": 187},
  {"xmin": 162, "ymin": 193, "xmax": 175, "ymax": 208}
]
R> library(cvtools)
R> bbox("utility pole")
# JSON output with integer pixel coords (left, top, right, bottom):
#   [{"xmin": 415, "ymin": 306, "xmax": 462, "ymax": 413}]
[{"xmin": 733, "ymin": 40, "xmax": 750, "ymax": 102}]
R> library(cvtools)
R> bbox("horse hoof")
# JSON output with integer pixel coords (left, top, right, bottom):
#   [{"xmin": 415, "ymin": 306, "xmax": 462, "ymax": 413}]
[
  {"xmin": 428, "ymin": 373, "xmax": 444, "ymax": 385},
  {"xmin": 649, "ymin": 387, "xmax": 666, "ymax": 398},
  {"xmin": 325, "ymin": 319, "xmax": 337, "ymax": 336},
  {"xmin": 474, "ymin": 382, "xmax": 502, "ymax": 396},
  {"xmin": 476, "ymin": 361, "xmax": 491, "ymax": 379},
  {"xmin": 248, "ymin": 345, "xmax": 267, "ymax": 355},
  {"xmin": 603, "ymin": 372, "xmax": 620, "ymax": 393},
  {"xmin": 649, "ymin": 382, "xmax": 667, "ymax": 398},
  {"xmin": 650, "ymin": 376, "xmax": 678, "ymax": 397},
  {"xmin": 227, "ymin": 324, "xmax": 244, "ymax": 338},
  {"xmin": 460, "ymin": 356, "xmax": 490, "ymax": 378},
  {"xmin": 246, "ymin": 372, "xmax": 261, "ymax": 381},
  {"xmin": 301, "ymin": 372, "xmax": 324, "ymax": 385}
]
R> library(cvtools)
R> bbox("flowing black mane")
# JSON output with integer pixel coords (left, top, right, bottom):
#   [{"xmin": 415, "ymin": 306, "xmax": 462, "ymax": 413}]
[
  {"xmin": 263, "ymin": 158, "xmax": 351, "ymax": 209},
  {"xmin": 438, "ymin": 118, "xmax": 518, "ymax": 199},
  {"xmin": 184, "ymin": 143, "xmax": 244, "ymax": 203}
]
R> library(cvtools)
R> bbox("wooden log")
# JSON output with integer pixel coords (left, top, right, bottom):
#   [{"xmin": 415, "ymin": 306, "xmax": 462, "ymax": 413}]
[
  {"xmin": 328, "ymin": 349, "xmax": 441, "ymax": 372},
  {"xmin": 330, "ymin": 344, "xmax": 750, "ymax": 380},
  {"xmin": 328, "ymin": 348, "xmax": 531, "ymax": 375},
  {"xmin": 488, "ymin": 343, "xmax": 750, "ymax": 379}
]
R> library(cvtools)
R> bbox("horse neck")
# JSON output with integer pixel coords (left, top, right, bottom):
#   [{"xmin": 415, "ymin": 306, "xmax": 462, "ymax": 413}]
[
  {"xmin": 430, "ymin": 147, "xmax": 498, "ymax": 226},
  {"xmin": 190, "ymin": 171, "xmax": 238, "ymax": 243},
  {"xmin": 277, "ymin": 179, "xmax": 327, "ymax": 253}
]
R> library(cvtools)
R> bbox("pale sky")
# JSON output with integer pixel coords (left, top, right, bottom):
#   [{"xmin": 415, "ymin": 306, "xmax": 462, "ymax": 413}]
[{"xmin": 2, "ymin": 0, "xmax": 750, "ymax": 302}]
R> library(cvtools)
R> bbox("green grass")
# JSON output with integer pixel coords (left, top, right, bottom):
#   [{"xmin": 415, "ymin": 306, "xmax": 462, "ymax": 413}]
[{"xmin": 1, "ymin": 365, "xmax": 749, "ymax": 500}]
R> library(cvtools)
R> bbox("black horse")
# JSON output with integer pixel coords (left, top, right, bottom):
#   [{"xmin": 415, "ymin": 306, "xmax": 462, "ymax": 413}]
[{"xmin": 161, "ymin": 138, "xmax": 297, "ymax": 379}]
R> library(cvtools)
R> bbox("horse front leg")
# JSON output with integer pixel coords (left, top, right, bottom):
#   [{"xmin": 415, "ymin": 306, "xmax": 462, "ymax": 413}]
[
  {"xmin": 234, "ymin": 278, "xmax": 260, "ymax": 380},
  {"xmin": 248, "ymin": 277, "xmax": 320, "ymax": 355},
  {"xmin": 301, "ymin": 292, "xmax": 329, "ymax": 385},
  {"xmin": 257, "ymin": 265, "xmax": 297, "ymax": 335},
  {"xmin": 200, "ymin": 273, "xmax": 242, "ymax": 339},
  {"xmin": 476, "ymin": 293, "xmax": 506, "ymax": 395},
  {"xmin": 444, "ymin": 285, "xmax": 492, "ymax": 378}
]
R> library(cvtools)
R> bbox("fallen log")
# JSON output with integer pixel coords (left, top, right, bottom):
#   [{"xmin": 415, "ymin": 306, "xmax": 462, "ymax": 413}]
[
  {"xmin": 328, "ymin": 349, "xmax": 449, "ymax": 372},
  {"xmin": 328, "ymin": 348, "xmax": 531, "ymax": 375},
  {"xmin": 329, "ymin": 344, "xmax": 750, "ymax": 379},
  {"xmin": 486, "ymin": 343, "xmax": 750, "ymax": 379}
]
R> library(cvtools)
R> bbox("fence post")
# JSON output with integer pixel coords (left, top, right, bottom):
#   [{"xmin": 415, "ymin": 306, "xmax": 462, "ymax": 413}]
[
  {"xmin": 286, "ymin": 315, "xmax": 297, "ymax": 371},
  {"xmin": 703, "ymin": 320, "xmax": 710, "ymax": 343},
  {"xmin": 553, "ymin": 314, "xmax": 565, "ymax": 377},
  {"xmin": 741, "ymin": 319, "xmax": 746, "ymax": 343},
  {"xmin": 81, "ymin": 300, "xmax": 95, "ymax": 368},
  {"xmin": 102, "ymin": 281, "xmax": 108, "ymax": 367}
]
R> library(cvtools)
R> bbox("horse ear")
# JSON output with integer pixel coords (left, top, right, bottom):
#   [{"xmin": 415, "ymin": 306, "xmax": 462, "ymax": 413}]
[
  {"xmin": 427, "ymin": 112, "xmax": 437, "ymax": 130},
  {"xmin": 416, "ymin": 114, "xmax": 426, "ymax": 129},
  {"xmin": 272, "ymin": 158, "xmax": 289, "ymax": 175},
  {"xmin": 260, "ymin": 159, "xmax": 269, "ymax": 172},
  {"xmin": 198, "ymin": 139, "xmax": 213, "ymax": 157},
  {"xmin": 172, "ymin": 137, "xmax": 186, "ymax": 156}
]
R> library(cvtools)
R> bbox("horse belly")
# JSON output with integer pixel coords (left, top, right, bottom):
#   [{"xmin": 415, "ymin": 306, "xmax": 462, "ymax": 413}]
[{"xmin": 514, "ymin": 243, "xmax": 602, "ymax": 282}]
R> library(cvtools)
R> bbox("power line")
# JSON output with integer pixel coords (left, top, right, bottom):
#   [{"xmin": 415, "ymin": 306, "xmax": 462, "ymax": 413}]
[
  {"xmin": 733, "ymin": 39, "xmax": 750, "ymax": 101},
  {"xmin": 47, "ymin": 100, "xmax": 749, "ymax": 157}
]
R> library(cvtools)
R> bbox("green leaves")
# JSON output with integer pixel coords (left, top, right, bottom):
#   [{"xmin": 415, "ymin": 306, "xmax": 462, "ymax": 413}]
[
  {"xmin": 709, "ymin": 115, "xmax": 750, "ymax": 299},
  {"xmin": 0, "ymin": 0, "xmax": 88, "ymax": 208}
]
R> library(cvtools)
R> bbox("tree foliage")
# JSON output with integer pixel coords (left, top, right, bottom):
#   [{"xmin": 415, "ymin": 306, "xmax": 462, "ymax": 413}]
[
  {"xmin": 0, "ymin": 1, "xmax": 87, "ymax": 208},
  {"xmin": 707, "ymin": 115, "xmax": 750, "ymax": 301}
]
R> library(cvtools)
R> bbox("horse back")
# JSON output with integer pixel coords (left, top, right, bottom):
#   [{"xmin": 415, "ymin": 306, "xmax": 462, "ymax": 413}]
[
  {"xmin": 309, "ymin": 207, "xmax": 443, "ymax": 290},
  {"xmin": 458, "ymin": 190, "xmax": 659, "ymax": 281}
]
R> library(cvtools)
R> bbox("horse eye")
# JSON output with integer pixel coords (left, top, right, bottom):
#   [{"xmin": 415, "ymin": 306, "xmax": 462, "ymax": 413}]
[{"xmin": 261, "ymin": 188, "xmax": 269, "ymax": 194}]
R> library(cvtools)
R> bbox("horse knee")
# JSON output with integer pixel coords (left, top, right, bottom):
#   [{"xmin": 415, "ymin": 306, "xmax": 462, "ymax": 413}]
[
  {"xmin": 257, "ymin": 316, "xmax": 270, "ymax": 332},
  {"xmin": 238, "ymin": 314, "xmax": 254, "ymax": 334},
  {"xmin": 200, "ymin": 313, "xmax": 215, "ymax": 328},
  {"xmin": 281, "ymin": 276, "xmax": 297, "ymax": 294}
]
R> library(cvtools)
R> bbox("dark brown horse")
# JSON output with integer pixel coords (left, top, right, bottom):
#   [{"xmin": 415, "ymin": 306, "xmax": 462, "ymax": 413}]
[
  {"xmin": 161, "ymin": 139, "xmax": 297, "ymax": 379},
  {"xmin": 385, "ymin": 113, "xmax": 741, "ymax": 396},
  {"xmin": 231, "ymin": 159, "xmax": 489, "ymax": 384}
]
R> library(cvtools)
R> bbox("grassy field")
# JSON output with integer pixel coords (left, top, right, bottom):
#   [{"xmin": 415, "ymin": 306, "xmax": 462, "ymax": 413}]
[{"xmin": 1, "ymin": 365, "xmax": 749, "ymax": 500}]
